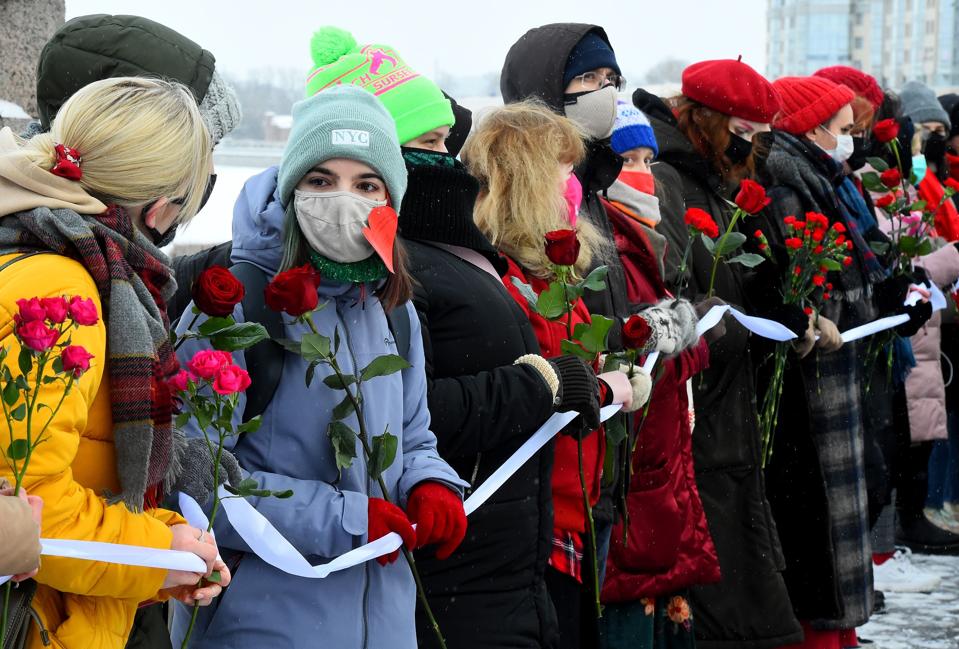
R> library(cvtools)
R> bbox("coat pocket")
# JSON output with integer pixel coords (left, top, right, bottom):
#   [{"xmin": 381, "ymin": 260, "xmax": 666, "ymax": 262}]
[{"xmin": 610, "ymin": 465, "xmax": 682, "ymax": 572}]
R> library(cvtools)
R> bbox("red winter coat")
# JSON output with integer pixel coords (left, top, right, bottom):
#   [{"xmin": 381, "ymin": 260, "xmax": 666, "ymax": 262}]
[
  {"xmin": 600, "ymin": 201, "xmax": 721, "ymax": 602},
  {"xmin": 503, "ymin": 257, "xmax": 605, "ymax": 535}
]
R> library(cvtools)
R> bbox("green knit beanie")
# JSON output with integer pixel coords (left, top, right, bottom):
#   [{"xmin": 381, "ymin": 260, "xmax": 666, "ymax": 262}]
[
  {"xmin": 277, "ymin": 85, "xmax": 407, "ymax": 208},
  {"xmin": 305, "ymin": 26, "xmax": 454, "ymax": 145}
]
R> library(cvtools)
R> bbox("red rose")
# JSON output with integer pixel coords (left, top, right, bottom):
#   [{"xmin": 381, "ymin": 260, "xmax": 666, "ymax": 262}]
[
  {"xmin": 68, "ymin": 297, "xmax": 99, "ymax": 326},
  {"xmin": 40, "ymin": 297, "xmax": 68, "ymax": 324},
  {"xmin": 812, "ymin": 275, "xmax": 826, "ymax": 287},
  {"xmin": 213, "ymin": 365, "xmax": 252, "ymax": 395},
  {"xmin": 734, "ymin": 179, "xmax": 771, "ymax": 215},
  {"xmin": 785, "ymin": 238, "xmax": 803, "ymax": 250},
  {"xmin": 683, "ymin": 208, "xmax": 720, "ymax": 238},
  {"xmin": 17, "ymin": 320, "xmax": 60, "ymax": 352},
  {"xmin": 264, "ymin": 265, "xmax": 322, "ymax": 317},
  {"xmin": 193, "ymin": 266, "xmax": 245, "ymax": 317},
  {"xmin": 622, "ymin": 314, "xmax": 653, "ymax": 351},
  {"xmin": 16, "ymin": 298, "xmax": 47, "ymax": 324},
  {"xmin": 842, "ymin": 256, "xmax": 853, "ymax": 266},
  {"xmin": 875, "ymin": 194, "xmax": 895, "ymax": 209},
  {"xmin": 60, "ymin": 345, "xmax": 94, "ymax": 377},
  {"xmin": 880, "ymin": 168, "xmax": 901, "ymax": 189},
  {"xmin": 187, "ymin": 349, "xmax": 234, "ymax": 380},
  {"xmin": 169, "ymin": 370, "xmax": 193, "ymax": 393},
  {"xmin": 544, "ymin": 229, "xmax": 581, "ymax": 266},
  {"xmin": 873, "ymin": 118, "xmax": 900, "ymax": 144}
]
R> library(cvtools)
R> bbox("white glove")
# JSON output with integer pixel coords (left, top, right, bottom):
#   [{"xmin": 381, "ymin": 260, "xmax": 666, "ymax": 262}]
[{"xmin": 621, "ymin": 366, "xmax": 652, "ymax": 413}]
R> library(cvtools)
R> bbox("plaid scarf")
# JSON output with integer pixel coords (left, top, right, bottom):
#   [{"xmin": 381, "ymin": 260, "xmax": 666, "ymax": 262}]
[{"xmin": 0, "ymin": 205, "xmax": 182, "ymax": 511}]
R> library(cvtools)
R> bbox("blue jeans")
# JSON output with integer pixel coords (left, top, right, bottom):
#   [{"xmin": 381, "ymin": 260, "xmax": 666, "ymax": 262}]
[{"xmin": 927, "ymin": 410, "xmax": 959, "ymax": 508}]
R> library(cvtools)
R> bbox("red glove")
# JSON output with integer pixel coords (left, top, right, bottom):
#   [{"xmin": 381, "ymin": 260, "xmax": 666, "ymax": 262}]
[
  {"xmin": 406, "ymin": 482, "xmax": 467, "ymax": 560},
  {"xmin": 368, "ymin": 497, "xmax": 416, "ymax": 566}
]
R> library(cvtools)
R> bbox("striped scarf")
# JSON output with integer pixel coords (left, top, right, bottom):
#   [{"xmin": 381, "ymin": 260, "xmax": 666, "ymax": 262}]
[{"xmin": 0, "ymin": 205, "xmax": 181, "ymax": 511}]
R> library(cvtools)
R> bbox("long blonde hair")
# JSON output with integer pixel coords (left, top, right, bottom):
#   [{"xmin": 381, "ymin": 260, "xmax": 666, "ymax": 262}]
[
  {"xmin": 463, "ymin": 100, "xmax": 605, "ymax": 278},
  {"xmin": 21, "ymin": 77, "xmax": 212, "ymax": 222}
]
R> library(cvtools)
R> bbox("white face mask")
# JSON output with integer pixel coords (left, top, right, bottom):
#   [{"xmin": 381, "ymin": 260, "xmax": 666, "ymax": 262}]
[
  {"xmin": 564, "ymin": 85, "xmax": 619, "ymax": 140},
  {"xmin": 293, "ymin": 190, "xmax": 386, "ymax": 263},
  {"xmin": 819, "ymin": 126, "xmax": 855, "ymax": 163}
]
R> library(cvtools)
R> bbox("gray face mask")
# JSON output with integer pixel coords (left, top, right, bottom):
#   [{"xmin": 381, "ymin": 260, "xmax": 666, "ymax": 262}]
[
  {"xmin": 563, "ymin": 85, "xmax": 618, "ymax": 140},
  {"xmin": 293, "ymin": 190, "xmax": 386, "ymax": 263}
]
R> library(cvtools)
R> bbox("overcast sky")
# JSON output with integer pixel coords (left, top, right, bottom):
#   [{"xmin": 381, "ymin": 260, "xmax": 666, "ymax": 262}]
[{"xmin": 65, "ymin": 0, "xmax": 768, "ymax": 83}]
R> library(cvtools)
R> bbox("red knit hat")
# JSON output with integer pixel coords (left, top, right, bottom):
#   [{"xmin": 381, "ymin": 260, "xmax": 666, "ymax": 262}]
[
  {"xmin": 772, "ymin": 76, "xmax": 856, "ymax": 135},
  {"xmin": 681, "ymin": 57, "xmax": 780, "ymax": 123},
  {"xmin": 813, "ymin": 66, "xmax": 884, "ymax": 109}
]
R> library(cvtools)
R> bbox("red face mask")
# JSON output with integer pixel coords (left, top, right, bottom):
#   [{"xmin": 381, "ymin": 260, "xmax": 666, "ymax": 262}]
[{"xmin": 618, "ymin": 169, "xmax": 655, "ymax": 195}]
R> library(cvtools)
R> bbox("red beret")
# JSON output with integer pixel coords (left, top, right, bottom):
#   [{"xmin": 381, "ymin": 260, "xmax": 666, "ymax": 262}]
[
  {"xmin": 813, "ymin": 66, "xmax": 884, "ymax": 109},
  {"xmin": 772, "ymin": 76, "xmax": 856, "ymax": 135},
  {"xmin": 681, "ymin": 58, "xmax": 781, "ymax": 123}
]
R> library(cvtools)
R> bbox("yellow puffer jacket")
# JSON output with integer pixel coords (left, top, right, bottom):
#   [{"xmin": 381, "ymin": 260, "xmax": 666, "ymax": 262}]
[{"xmin": 0, "ymin": 252, "xmax": 184, "ymax": 649}]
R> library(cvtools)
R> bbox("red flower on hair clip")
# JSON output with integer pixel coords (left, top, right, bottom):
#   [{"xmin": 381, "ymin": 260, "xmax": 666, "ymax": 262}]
[{"xmin": 50, "ymin": 143, "xmax": 82, "ymax": 180}]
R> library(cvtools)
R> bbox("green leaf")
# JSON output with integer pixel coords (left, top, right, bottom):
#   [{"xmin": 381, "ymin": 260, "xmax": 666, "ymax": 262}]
[
  {"xmin": 205, "ymin": 571, "xmax": 222, "ymax": 584},
  {"xmin": 716, "ymin": 231, "xmax": 747, "ymax": 256},
  {"xmin": 3, "ymin": 380, "xmax": 18, "ymax": 407},
  {"xmin": 272, "ymin": 489, "xmax": 294, "ymax": 499},
  {"xmin": 861, "ymin": 171, "xmax": 886, "ymax": 193},
  {"xmin": 222, "ymin": 484, "xmax": 239, "ymax": 495},
  {"xmin": 898, "ymin": 235, "xmax": 918, "ymax": 256},
  {"xmin": 727, "ymin": 252, "xmax": 766, "ymax": 268},
  {"xmin": 821, "ymin": 258, "xmax": 843, "ymax": 272},
  {"xmin": 327, "ymin": 421, "xmax": 357, "ymax": 472},
  {"xmin": 333, "ymin": 328, "xmax": 341, "ymax": 355},
  {"xmin": 197, "ymin": 317, "xmax": 235, "ymax": 336},
  {"xmin": 509, "ymin": 277, "xmax": 539, "ymax": 311},
  {"xmin": 560, "ymin": 338, "xmax": 595, "ymax": 362},
  {"xmin": 332, "ymin": 394, "xmax": 355, "ymax": 421},
  {"xmin": 275, "ymin": 338, "xmax": 302, "ymax": 354},
  {"xmin": 51, "ymin": 357, "xmax": 64, "ymax": 375},
  {"xmin": 605, "ymin": 412, "xmax": 628, "ymax": 446},
  {"xmin": 699, "ymin": 233, "xmax": 716, "ymax": 254},
  {"xmin": 909, "ymin": 171, "xmax": 919, "ymax": 186},
  {"xmin": 193, "ymin": 401, "xmax": 213, "ymax": 432},
  {"xmin": 237, "ymin": 416, "xmax": 263, "ymax": 435},
  {"xmin": 580, "ymin": 266, "xmax": 609, "ymax": 292},
  {"xmin": 300, "ymin": 332, "xmax": 331, "ymax": 361},
  {"xmin": 360, "ymin": 355, "xmax": 411, "ymax": 381},
  {"xmin": 305, "ymin": 361, "xmax": 319, "ymax": 388},
  {"xmin": 6, "ymin": 438, "xmax": 28, "ymax": 460},
  {"xmin": 865, "ymin": 157, "xmax": 889, "ymax": 172},
  {"xmin": 368, "ymin": 431, "xmax": 398, "ymax": 482},
  {"xmin": 18, "ymin": 348, "xmax": 32, "ymax": 376},
  {"xmin": 175, "ymin": 412, "xmax": 191, "ymax": 429},
  {"xmin": 909, "ymin": 200, "xmax": 928, "ymax": 212},
  {"xmin": 10, "ymin": 404, "xmax": 26, "ymax": 421},
  {"xmin": 536, "ymin": 281, "xmax": 570, "ymax": 320},
  {"xmin": 237, "ymin": 477, "xmax": 259, "ymax": 492},
  {"xmin": 323, "ymin": 373, "xmax": 357, "ymax": 390},
  {"xmin": 210, "ymin": 323, "xmax": 270, "ymax": 352},
  {"xmin": 870, "ymin": 241, "xmax": 891, "ymax": 256},
  {"xmin": 916, "ymin": 239, "xmax": 934, "ymax": 257},
  {"xmin": 574, "ymin": 315, "xmax": 614, "ymax": 354}
]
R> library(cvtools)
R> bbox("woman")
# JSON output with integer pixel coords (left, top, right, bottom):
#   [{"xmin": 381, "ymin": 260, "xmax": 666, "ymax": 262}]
[
  {"xmin": 599, "ymin": 102, "xmax": 721, "ymax": 649},
  {"xmin": 0, "ymin": 77, "xmax": 228, "ymax": 649},
  {"xmin": 172, "ymin": 85, "xmax": 467, "ymax": 649},
  {"xmin": 634, "ymin": 59, "xmax": 806, "ymax": 649},
  {"xmin": 304, "ymin": 27, "xmax": 606, "ymax": 648},
  {"xmin": 464, "ymin": 101, "xmax": 647, "ymax": 649}
]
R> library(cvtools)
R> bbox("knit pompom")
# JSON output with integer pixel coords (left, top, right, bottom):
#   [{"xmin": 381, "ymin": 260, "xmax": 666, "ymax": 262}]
[{"xmin": 310, "ymin": 26, "xmax": 357, "ymax": 66}]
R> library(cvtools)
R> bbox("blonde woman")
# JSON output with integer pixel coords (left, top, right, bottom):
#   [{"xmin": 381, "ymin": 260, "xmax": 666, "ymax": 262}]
[
  {"xmin": 0, "ymin": 77, "xmax": 230, "ymax": 649},
  {"xmin": 464, "ymin": 101, "xmax": 648, "ymax": 648}
]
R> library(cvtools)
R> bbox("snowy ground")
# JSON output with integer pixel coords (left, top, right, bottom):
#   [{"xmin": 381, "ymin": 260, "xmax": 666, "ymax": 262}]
[{"xmin": 860, "ymin": 553, "xmax": 959, "ymax": 648}]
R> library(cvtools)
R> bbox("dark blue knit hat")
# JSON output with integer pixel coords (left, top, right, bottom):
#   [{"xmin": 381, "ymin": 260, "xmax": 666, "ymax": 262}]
[{"xmin": 563, "ymin": 32, "xmax": 620, "ymax": 86}]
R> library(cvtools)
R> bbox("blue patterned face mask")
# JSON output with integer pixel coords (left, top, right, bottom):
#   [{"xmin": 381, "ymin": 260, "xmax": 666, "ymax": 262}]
[{"xmin": 912, "ymin": 154, "xmax": 928, "ymax": 184}]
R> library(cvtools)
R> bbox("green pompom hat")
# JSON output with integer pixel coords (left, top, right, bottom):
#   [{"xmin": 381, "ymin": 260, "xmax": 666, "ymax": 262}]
[{"xmin": 305, "ymin": 26, "xmax": 454, "ymax": 145}]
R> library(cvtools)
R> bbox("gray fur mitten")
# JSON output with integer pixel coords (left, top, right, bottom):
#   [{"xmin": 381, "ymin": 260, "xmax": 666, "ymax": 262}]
[
  {"xmin": 636, "ymin": 299, "xmax": 699, "ymax": 356},
  {"xmin": 171, "ymin": 438, "xmax": 244, "ymax": 505}
]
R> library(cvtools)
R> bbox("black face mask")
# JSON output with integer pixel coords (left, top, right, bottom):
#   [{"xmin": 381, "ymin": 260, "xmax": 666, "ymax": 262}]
[
  {"xmin": 725, "ymin": 133, "xmax": 753, "ymax": 164},
  {"xmin": 144, "ymin": 173, "xmax": 217, "ymax": 247},
  {"xmin": 924, "ymin": 132, "xmax": 948, "ymax": 170},
  {"xmin": 847, "ymin": 136, "xmax": 868, "ymax": 171}
]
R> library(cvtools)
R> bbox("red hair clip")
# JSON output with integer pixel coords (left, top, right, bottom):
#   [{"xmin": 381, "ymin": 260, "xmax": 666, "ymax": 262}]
[{"xmin": 50, "ymin": 143, "xmax": 82, "ymax": 180}]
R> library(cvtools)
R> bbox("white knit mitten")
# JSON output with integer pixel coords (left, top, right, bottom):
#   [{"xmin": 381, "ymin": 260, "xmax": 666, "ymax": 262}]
[
  {"xmin": 635, "ymin": 299, "xmax": 699, "ymax": 356},
  {"xmin": 622, "ymin": 368, "xmax": 652, "ymax": 413}
]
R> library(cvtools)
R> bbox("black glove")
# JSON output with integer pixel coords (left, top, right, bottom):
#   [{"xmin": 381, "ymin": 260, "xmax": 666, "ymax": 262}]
[
  {"xmin": 549, "ymin": 355, "xmax": 601, "ymax": 438},
  {"xmin": 874, "ymin": 275, "xmax": 913, "ymax": 316},
  {"xmin": 895, "ymin": 301, "xmax": 933, "ymax": 337},
  {"xmin": 172, "ymin": 438, "xmax": 244, "ymax": 505},
  {"xmin": 693, "ymin": 296, "xmax": 726, "ymax": 345}
]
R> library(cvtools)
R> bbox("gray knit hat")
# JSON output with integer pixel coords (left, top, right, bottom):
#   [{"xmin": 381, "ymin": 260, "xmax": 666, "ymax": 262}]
[
  {"xmin": 901, "ymin": 80, "xmax": 951, "ymax": 130},
  {"xmin": 199, "ymin": 72, "xmax": 242, "ymax": 146},
  {"xmin": 277, "ymin": 86, "xmax": 407, "ymax": 208}
]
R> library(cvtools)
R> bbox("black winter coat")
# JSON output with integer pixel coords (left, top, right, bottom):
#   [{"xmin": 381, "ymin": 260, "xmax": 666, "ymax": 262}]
[
  {"xmin": 637, "ymin": 91, "xmax": 804, "ymax": 649},
  {"xmin": 169, "ymin": 241, "xmax": 232, "ymax": 321},
  {"xmin": 400, "ymin": 160, "xmax": 559, "ymax": 649}
]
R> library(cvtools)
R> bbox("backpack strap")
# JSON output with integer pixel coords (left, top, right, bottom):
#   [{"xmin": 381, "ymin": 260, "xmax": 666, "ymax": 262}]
[
  {"xmin": 385, "ymin": 305, "xmax": 411, "ymax": 360},
  {"xmin": 0, "ymin": 250, "xmax": 48, "ymax": 273},
  {"xmin": 230, "ymin": 262, "xmax": 285, "ymax": 423}
]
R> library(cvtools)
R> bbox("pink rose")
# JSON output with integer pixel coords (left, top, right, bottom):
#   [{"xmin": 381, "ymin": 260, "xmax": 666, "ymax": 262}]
[
  {"xmin": 17, "ymin": 320, "xmax": 60, "ymax": 352},
  {"xmin": 213, "ymin": 365, "xmax": 251, "ymax": 395},
  {"xmin": 60, "ymin": 345, "xmax": 94, "ymax": 377},
  {"xmin": 68, "ymin": 297, "xmax": 99, "ymax": 326},
  {"xmin": 16, "ymin": 298, "xmax": 47, "ymax": 324},
  {"xmin": 187, "ymin": 350, "xmax": 234, "ymax": 380},
  {"xmin": 168, "ymin": 369, "xmax": 194, "ymax": 393},
  {"xmin": 41, "ymin": 297, "xmax": 69, "ymax": 324}
]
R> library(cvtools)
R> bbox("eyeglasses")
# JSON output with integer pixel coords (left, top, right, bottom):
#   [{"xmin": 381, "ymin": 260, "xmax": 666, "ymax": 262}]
[{"xmin": 570, "ymin": 71, "xmax": 627, "ymax": 92}]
